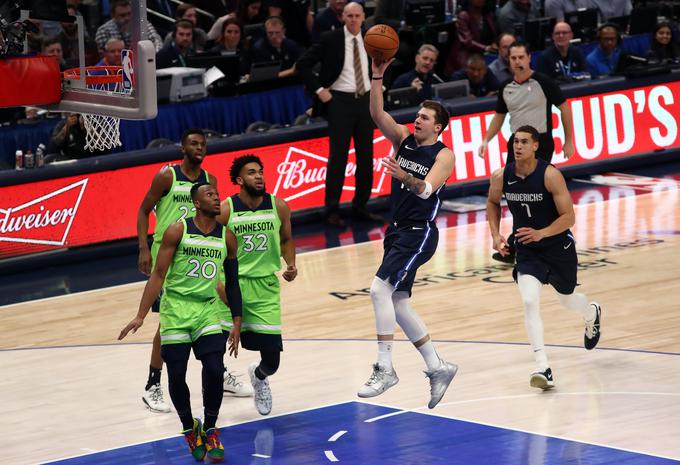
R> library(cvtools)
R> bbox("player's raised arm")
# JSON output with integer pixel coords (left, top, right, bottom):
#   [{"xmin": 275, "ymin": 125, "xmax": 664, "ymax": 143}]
[{"xmin": 370, "ymin": 58, "xmax": 410, "ymax": 149}]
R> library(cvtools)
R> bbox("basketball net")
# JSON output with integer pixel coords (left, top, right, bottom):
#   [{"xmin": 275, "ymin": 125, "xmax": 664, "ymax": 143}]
[{"xmin": 63, "ymin": 66, "xmax": 131, "ymax": 151}]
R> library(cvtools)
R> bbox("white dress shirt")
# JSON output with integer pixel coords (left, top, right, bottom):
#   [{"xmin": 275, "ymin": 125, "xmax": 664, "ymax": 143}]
[{"xmin": 330, "ymin": 25, "xmax": 370, "ymax": 93}]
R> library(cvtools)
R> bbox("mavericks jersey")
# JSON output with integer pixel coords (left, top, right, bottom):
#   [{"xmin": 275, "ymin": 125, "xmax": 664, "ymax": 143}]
[
  {"xmin": 391, "ymin": 134, "xmax": 447, "ymax": 223},
  {"xmin": 164, "ymin": 218, "xmax": 227, "ymax": 300},
  {"xmin": 226, "ymin": 194, "xmax": 282, "ymax": 278},
  {"xmin": 153, "ymin": 165, "xmax": 210, "ymax": 243},
  {"xmin": 503, "ymin": 159, "xmax": 570, "ymax": 247}
]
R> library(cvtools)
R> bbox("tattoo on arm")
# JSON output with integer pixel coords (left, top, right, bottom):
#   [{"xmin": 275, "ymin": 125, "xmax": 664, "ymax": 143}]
[{"xmin": 403, "ymin": 173, "xmax": 425, "ymax": 194}]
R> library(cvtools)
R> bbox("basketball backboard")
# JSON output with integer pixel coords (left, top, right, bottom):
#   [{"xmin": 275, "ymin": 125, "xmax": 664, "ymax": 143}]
[{"xmin": 32, "ymin": 0, "xmax": 157, "ymax": 120}]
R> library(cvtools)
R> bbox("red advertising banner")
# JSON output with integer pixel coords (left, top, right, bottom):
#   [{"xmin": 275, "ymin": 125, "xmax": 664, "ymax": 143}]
[{"xmin": 2, "ymin": 81, "xmax": 679, "ymax": 259}]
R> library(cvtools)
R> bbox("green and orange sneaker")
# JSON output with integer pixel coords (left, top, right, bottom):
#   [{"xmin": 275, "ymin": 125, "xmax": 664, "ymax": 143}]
[
  {"xmin": 204, "ymin": 427, "xmax": 225, "ymax": 462},
  {"xmin": 182, "ymin": 418, "xmax": 207, "ymax": 461}
]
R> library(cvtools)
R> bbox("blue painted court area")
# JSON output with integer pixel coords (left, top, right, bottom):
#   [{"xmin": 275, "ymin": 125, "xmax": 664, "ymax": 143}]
[{"xmin": 46, "ymin": 402, "xmax": 678, "ymax": 465}]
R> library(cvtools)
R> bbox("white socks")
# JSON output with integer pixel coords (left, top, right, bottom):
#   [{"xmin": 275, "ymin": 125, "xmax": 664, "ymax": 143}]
[
  {"xmin": 377, "ymin": 341, "xmax": 393, "ymax": 369},
  {"xmin": 517, "ymin": 273, "xmax": 549, "ymax": 371}
]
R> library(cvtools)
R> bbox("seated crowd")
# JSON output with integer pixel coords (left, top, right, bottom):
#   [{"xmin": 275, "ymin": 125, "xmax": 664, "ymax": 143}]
[{"xmin": 3, "ymin": 0, "xmax": 680, "ymax": 163}]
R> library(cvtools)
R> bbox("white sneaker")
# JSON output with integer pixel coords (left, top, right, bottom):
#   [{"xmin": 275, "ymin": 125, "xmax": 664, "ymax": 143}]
[
  {"xmin": 248, "ymin": 362, "xmax": 272, "ymax": 415},
  {"xmin": 223, "ymin": 367, "xmax": 254, "ymax": 397},
  {"xmin": 425, "ymin": 360, "xmax": 458, "ymax": 409},
  {"xmin": 142, "ymin": 383, "xmax": 171, "ymax": 413},
  {"xmin": 357, "ymin": 363, "xmax": 399, "ymax": 398}
]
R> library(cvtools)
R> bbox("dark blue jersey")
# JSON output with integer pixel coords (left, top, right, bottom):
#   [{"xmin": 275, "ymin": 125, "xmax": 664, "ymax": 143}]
[
  {"xmin": 503, "ymin": 159, "xmax": 570, "ymax": 247},
  {"xmin": 391, "ymin": 134, "xmax": 447, "ymax": 224}
]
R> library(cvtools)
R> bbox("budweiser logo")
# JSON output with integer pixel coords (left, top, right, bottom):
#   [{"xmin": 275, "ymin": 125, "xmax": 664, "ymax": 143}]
[
  {"xmin": 273, "ymin": 136, "xmax": 393, "ymax": 202},
  {"xmin": 0, "ymin": 179, "xmax": 88, "ymax": 246}
]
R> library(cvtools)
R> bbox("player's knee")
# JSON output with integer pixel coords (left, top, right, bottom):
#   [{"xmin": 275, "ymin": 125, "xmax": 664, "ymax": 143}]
[
  {"xmin": 370, "ymin": 276, "xmax": 393, "ymax": 301},
  {"xmin": 201, "ymin": 354, "xmax": 224, "ymax": 382},
  {"xmin": 259, "ymin": 351, "xmax": 280, "ymax": 376},
  {"xmin": 520, "ymin": 293, "xmax": 540, "ymax": 311}
]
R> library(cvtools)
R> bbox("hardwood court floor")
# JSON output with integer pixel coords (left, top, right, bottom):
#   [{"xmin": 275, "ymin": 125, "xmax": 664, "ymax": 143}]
[{"xmin": 0, "ymin": 187, "xmax": 679, "ymax": 464}]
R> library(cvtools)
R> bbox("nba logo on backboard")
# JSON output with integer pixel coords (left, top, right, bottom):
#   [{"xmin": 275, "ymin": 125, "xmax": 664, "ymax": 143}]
[{"xmin": 121, "ymin": 50, "xmax": 134, "ymax": 92}]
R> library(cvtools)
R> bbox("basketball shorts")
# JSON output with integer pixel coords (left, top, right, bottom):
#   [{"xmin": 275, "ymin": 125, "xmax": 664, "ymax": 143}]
[
  {"xmin": 376, "ymin": 222, "xmax": 439, "ymax": 296},
  {"xmin": 159, "ymin": 292, "xmax": 223, "ymax": 347},
  {"xmin": 213, "ymin": 274, "xmax": 283, "ymax": 352},
  {"xmin": 513, "ymin": 234, "xmax": 578, "ymax": 294}
]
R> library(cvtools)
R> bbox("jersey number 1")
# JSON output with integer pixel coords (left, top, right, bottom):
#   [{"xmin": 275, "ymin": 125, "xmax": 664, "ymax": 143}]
[{"xmin": 520, "ymin": 203, "xmax": 532, "ymax": 217}]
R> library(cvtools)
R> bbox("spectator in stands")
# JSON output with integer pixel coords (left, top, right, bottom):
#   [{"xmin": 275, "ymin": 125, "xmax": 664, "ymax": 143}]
[
  {"xmin": 536, "ymin": 22, "xmax": 589, "ymax": 82},
  {"xmin": 236, "ymin": 0, "xmax": 267, "ymax": 26},
  {"xmin": 209, "ymin": 17, "xmax": 244, "ymax": 54},
  {"xmin": 587, "ymin": 0, "xmax": 632, "ymax": 23},
  {"xmin": 647, "ymin": 22, "xmax": 680, "ymax": 63},
  {"xmin": 391, "ymin": 44, "xmax": 443, "ymax": 102},
  {"xmin": 312, "ymin": 0, "xmax": 346, "ymax": 43},
  {"xmin": 496, "ymin": 0, "xmax": 539, "ymax": 34},
  {"xmin": 265, "ymin": 0, "xmax": 313, "ymax": 47},
  {"xmin": 163, "ymin": 3, "xmax": 208, "ymax": 52},
  {"xmin": 445, "ymin": 0, "xmax": 498, "ymax": 75},
  {"xmin": 586, "ymin": 24, "xmax": 627, "ymax": 78},
  {"xmin": 156, "ymin": 19, "xmax": 195, "ymax": 68},
  {"xmin": 95, "ymin": 0, "xmax": 162, "ymax": 55},
  {"xmin": 42, "ymin": 37, "xmax": 66, "ymax": 71},
  {"xmin": 48, "ymin": 113, "xmax": 92, "ymax": 159},
  {"xmin": 96, "ymin": 38, "xmax": 124, "ymax": 66},
  {"xmin": 488, "ymin": 32, "xmax": 515, "ymax": 83},
  {"xmin": 544, "ymin": 0, "xmax": 585, "ymax": 21},
  {"xmin": 450, "ymin": 53, "xmax": 499, "ymax": 97},
  {"xmin": 247, "ymin": 16, "xmax": 301, "ymax": 78},
  {"xmin": 59, "ymin": 4, "xmax": 99, "ymax": 68}
]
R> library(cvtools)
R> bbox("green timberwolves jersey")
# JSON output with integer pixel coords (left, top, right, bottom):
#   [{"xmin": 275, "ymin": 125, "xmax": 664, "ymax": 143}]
[
  {"xmin": 165, "ymin": 218, "xmax": 227, "ymax": 301},
  {"xmin": 226, "ymin": 194, "xmax": 282, "ymax": 278},
  {"xmin": 153, "ymin": 165, "xmax": 210, "ymax": 243}
]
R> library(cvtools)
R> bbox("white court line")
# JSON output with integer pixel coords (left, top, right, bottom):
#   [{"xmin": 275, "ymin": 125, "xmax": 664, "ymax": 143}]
[
  {"xmin": 356, "ymin": 397, "xmax": 680, "ymax": 462},
  {"xmin": 324, "ymin": 450, "xmax": 339, "ymax": 462},
  {"xmin": 37, "ymin": 399, "xmax": 355, "ymax": 465},
  {"xmin": 328, "ymin": 430, "xmax": 347, "ymax": 442},
  {"xmin": 252, "ymin": 453, "xmax": 271, "ymax": 458},
  {"xmin": 364, "ymin": 410, "xmax": 408, "ymax": 423},
  {"xmin": 5, "ymin": 190, "xmax": 672, "ymax": 310}
]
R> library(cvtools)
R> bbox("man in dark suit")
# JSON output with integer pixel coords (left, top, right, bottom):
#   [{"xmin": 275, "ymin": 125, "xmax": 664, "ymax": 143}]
[{"xmin": 297, "ymin": 2, "xmax": 381, "ymax": 228}]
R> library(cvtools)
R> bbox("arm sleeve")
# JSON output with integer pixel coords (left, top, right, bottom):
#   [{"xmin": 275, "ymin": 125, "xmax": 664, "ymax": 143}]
[{"xmin": 224, "ymin": 258, "xmax": 242, "ymax": 318}]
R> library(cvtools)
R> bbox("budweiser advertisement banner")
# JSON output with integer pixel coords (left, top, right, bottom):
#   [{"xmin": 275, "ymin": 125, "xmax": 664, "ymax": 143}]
[{"xmin": 2, "ymin": 81, "xmax": 679, "ymax": 259}]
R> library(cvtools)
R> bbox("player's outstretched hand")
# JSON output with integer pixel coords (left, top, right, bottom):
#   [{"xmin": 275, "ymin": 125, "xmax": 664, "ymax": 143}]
[
  {"xmin": 371, "ymin": 57, "xmax": 395, "ymax": 76},
  {"xmin": 492, "ymin": 234, "xmax": 510, "ymax": 256},
  {"xmin": 282, "ymin": 264, "xmax": 297, "ymax": 282},
  {"xmin": 381, "ymin": 155, "xmax": 407, "ymax": 180},
  {"xmin": 516, "ymin": 227, "xmax": 544, "ymax": 244},
  {"xmin": 228, "ymin": 318, "xmax": 242, "ymax": 357},
  {"xmin": 118, "ymin": 317, "xmax": 144, "ymax": 340}
]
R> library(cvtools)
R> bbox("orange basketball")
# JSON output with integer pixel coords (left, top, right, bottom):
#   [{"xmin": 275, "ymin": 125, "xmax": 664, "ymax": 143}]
[{"xmin": 364, "ymin": 25, "xmax": 399, "ymax": 61}]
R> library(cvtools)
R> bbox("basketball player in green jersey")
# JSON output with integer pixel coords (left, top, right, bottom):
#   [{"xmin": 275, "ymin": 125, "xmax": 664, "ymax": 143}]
[
  {"xmin": 216, "ymin": 154, "xmax": 297, "ymax": 416},
  {"xmin": 120, "ymin": 182, "xmax": 243, "ymax": 463},
  {"xmin": 137, "ymin": 128, "xmax": 250, "ymax": 413}
]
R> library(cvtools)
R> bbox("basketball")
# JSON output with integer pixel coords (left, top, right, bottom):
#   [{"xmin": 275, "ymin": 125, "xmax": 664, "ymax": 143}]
[{"xmin": 364, "ymin": 25, "xmax": 399, "ymax": 61}]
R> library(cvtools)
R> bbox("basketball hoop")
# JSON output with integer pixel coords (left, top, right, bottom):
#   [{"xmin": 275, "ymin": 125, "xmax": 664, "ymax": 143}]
[{"xmin": 62, "ymin": 66, "xmax": 131, "ymax": 151}]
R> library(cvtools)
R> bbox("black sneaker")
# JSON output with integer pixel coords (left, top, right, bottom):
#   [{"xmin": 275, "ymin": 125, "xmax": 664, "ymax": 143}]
[
  {"xmin": 530, "ymin": 368, "xmax": 555, "ymax": 390},
  {"xmin": 584, "ymin": 302, "xmax": 602, "ymax": 350}
]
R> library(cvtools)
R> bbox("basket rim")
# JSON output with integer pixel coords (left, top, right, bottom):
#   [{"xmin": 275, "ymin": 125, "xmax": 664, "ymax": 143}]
[{"xmin": 63, "ymin": 66, "xmax": 124, "ymax": 85}]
